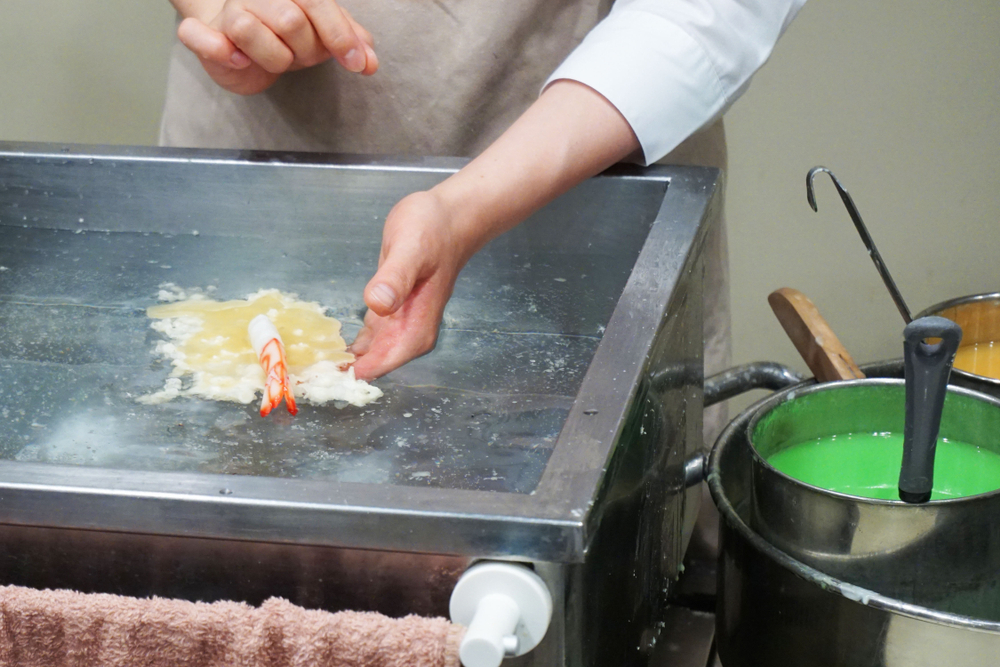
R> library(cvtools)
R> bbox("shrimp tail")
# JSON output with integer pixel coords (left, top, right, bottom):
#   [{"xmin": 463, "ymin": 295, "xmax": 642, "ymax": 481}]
[{"xmin": 248, "ymin": 314, "xmax": 298, "ymax": 417}]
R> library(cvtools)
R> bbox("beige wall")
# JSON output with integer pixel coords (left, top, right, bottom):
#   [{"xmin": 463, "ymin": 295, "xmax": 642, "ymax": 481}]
[
  {"xmin": 0, "ymin": 1, "xmax": 176, "ymax": 144},
  {"xmin": 726, "ymin": 1, "xmax": 1000, "ymax": 408},
  {"xmin": 2, "ymin": 1, "xmax": 998, "ymax": 399}
]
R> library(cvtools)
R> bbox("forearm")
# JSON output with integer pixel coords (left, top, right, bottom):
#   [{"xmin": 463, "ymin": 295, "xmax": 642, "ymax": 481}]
[{"xmin": 433, "ymin": 79, "xmax": 641, "ymax": 263}]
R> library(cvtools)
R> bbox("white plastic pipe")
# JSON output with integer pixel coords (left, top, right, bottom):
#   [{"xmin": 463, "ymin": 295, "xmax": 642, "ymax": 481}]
[
  {"xmin": 449, "ymin": 563, "xmax": 553, "ymax": 667},
  {"xmin": 461, "ymin": 593, "xmax": 520, "ymax": 666}
]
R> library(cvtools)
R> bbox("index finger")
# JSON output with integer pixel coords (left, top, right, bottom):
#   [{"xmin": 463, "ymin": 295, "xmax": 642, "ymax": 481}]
[{"xmin": 293, "ymin": 0, "xmax": 368, "ymax": 73}]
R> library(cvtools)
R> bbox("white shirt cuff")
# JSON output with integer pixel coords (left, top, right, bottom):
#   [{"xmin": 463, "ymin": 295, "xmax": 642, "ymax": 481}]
[{"xmin": 545, "ymin": 0, "xmax": 806, "ymax": 165}]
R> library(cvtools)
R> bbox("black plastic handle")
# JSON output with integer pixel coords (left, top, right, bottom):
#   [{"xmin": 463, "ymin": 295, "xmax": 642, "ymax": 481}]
[
  {"xmin": 898, "ymin": 317, "xmax": 963, "ymax": 503},
  {"xmin": 703, "ymin": 362, "xmax": 805, "ymax": 408}
]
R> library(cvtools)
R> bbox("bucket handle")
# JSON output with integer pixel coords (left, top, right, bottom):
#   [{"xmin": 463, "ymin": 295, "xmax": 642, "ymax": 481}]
[
  {"xmin": 683, "ymin": 362, "xmax": 807, "ymax": 487},
  {"xmin": 704, "ymin": 362, "xmax": 805, "ymax": 408}
]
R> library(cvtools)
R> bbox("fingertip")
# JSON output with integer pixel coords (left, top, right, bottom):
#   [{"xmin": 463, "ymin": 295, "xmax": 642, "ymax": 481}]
[
  {"xmin": 347, "ymin": 326, "xmax": 374, "ymax": 357},
  {"xmin": 362, "ymin": 45, "xmax": 379, "ymax": 75},
  {"xmin": 333, "ymin": 6, "xmax": 376, "ymax": 71},
  {"xmin": 340, "ymin": 45, "xmax": 367, "ymax": 73}
]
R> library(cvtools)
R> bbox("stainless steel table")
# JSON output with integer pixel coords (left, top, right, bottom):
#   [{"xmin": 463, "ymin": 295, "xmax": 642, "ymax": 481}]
[{"xmin": 0, "ymin": 143, "xmax": 721, "ymax": 666}]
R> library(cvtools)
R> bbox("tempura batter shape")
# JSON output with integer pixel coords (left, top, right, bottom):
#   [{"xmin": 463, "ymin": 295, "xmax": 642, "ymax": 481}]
[{"xmin": 140, "ymin": 289, "xmax": 382, "ymax": 409}]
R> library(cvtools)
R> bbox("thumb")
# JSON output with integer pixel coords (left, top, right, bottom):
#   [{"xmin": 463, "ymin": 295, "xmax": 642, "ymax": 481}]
[{"xmin": 363, "ymin": 246, "xmax": 423, "ymax": 317}]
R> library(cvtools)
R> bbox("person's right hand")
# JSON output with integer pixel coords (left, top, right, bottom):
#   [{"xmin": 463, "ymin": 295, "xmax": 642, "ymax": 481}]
[
  {"xmin": 349, "ymin": 190, "xmax": 474, "ymax": 381},
  {"xmin": 175, "ymin": 0, "xmax": 378, "ymax": 96},
  {"xmin": 348, "ymin": 80, "xmax": 641, "ymax": 379}
]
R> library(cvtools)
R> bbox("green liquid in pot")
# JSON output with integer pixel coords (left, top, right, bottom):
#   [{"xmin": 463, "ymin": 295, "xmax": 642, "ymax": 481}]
[{"xmin": 766, "ymin": 432, "xmax": 1000, "ymax": 500}]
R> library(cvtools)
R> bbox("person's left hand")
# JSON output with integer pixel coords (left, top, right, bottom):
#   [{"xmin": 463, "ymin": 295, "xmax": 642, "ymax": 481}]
[
  {"xmin": 349, "ymin": 190, "xmax": 473, "ymax": 380},
  {"xmin": 176, "ymin": 0, "xmax": 377, "ymax": 96}
]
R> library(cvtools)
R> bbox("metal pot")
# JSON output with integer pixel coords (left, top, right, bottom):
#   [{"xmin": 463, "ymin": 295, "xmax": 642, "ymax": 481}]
[
  {"xmin": 919, "ymin": 292, "xmax": 1000, "ymax": 397},
  {"xmin": 747, "ymin": 378, "xmax": 1000, "ymax": 619},
  {"xmin": 706, "ymin": 375, "xmax": 1000, "ymax": 666}
]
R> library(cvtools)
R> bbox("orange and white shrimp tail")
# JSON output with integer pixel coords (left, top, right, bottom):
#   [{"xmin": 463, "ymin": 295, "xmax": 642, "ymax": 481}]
[{"xmin": 248, "ymin": 314, "xmax": 298, "ymax": 417}]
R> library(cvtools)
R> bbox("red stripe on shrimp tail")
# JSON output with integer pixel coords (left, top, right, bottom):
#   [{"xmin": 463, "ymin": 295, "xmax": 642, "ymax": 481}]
[{"xmin": 258, "ymin": 339, "xmax": 296, "ymax": 417}]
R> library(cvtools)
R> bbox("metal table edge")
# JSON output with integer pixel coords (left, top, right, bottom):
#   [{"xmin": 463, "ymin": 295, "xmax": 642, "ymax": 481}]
[
  {"xmin": 0, "ymin": 141, "xmax": 672, "ymax": 181},
  {"xmin": 531, "ymin": 166, "xmax": 722, "ymax": 537},
  {"xmin": 0, "ymin": 461, "xmax": 587, "ymax": 562}
]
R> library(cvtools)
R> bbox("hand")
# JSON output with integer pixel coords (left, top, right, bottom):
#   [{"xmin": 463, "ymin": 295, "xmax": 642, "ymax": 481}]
[
  {"xmin": 349, "ymin": 190, "xmax": 472, "ymax": 381},
  {"xmin": 350, "ymin": 81, "xmax": 641, "ymax": 379},
  {"xmin": 174, "ymin": 0, "xmax": 378, "ymax": 96}
]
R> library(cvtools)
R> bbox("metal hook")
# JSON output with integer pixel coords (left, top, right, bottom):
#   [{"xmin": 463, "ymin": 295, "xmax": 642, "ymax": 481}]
[{"xmin": 806, "ymin": 166, "xmax": 912, "ymax": 323}]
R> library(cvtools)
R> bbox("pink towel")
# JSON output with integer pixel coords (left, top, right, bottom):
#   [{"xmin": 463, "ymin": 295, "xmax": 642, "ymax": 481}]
[{"xmin": 0, "ymin": 585, "xmax": 464, "ymax": 667}]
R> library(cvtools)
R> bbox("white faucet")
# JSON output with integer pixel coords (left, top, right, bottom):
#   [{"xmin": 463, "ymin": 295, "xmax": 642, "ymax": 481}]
[{"xmin": 449, "ymin": 562, "xmax": 553, "ymax": 667}]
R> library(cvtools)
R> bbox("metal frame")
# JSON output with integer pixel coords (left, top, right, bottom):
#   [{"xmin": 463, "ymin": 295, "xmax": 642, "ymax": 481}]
[{"xmin": 0, "ymin": 142, "xmax": 721, "ymax": 565}]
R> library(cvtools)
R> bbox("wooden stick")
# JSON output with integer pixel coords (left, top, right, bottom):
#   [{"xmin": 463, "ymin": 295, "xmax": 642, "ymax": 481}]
[{"xmin": 768, "ymin": 287, "xmax": 866, "ymax": 382}]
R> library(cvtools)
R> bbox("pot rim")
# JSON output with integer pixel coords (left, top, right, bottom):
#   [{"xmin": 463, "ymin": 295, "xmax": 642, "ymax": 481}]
[
  {"xmin": 707, "ymin": 393, "xmax": 1000, "ymax": 634},
  {"xmin": 917, "ymin": 291, "xmax": 1000, "ymax": 388},
  {"xmin": 745, "ymin": 377, "xmax": 1000, "ymax": 505}
]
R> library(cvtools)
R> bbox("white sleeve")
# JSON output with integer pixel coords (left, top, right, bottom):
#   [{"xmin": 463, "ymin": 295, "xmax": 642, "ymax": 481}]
[{"xmin": 545, "ymin": 0, "xmax": 807, "ymax": 164}]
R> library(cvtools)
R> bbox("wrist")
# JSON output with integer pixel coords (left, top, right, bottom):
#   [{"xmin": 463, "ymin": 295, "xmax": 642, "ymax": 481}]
[
  {"xmin": 429, "ymin": 174, "xmax": 504, "ymax": 265},
  {"xmin": 170, "ymin": 0, "xmax": 224, "ymax": 22},
  {"xmin": 429, "ymin": 81, "xmax": 640, "ymax": 262}
]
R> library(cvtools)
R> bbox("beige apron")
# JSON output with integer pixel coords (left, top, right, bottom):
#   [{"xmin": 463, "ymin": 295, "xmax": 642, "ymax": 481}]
[
  {"xmin": 159, "ymin": 0, "xmax": 730, "ymax": 546},
  {"xmin": 161, "ymin": 0, "xmax": 612, "ymax": 155}
]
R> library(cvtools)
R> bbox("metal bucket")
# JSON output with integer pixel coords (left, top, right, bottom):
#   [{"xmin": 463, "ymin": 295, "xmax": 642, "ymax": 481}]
[
  {"xmin": 919, "ymin": 292, "xmax": 1000, "ymax": 397},
  {"xmin": 707, "ymin": 382, "xmax": 1000, "ymax": 666},
  {"xmin": 746, "ymin": 379, "xmax": 1000, "ymax": 620}
]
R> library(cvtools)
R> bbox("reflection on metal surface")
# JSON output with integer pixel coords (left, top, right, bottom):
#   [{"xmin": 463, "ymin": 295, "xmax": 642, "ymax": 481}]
[
  {"xmin": 567, "ymin": 226, "xmax": 710, "ymax": 666},
  {"xmin": 4, "ymin": 365, "xmax": 573, "ymax": 493},
  {"xmin": 647, "ymin": 606, "xmax": 716, "ymax": 667},
  {"xmin": 0, "ymin": 228, "xmax": 594, "ymax": 493},
  {"xmin": 882, "ymin": 612, "xmax": 1000, "ymax": 667}
]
